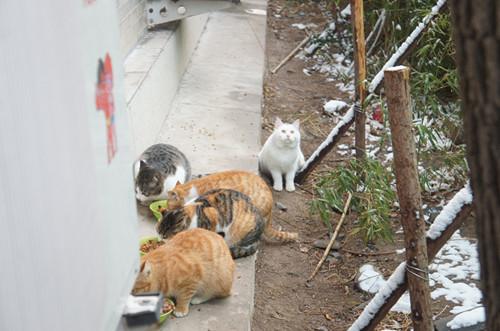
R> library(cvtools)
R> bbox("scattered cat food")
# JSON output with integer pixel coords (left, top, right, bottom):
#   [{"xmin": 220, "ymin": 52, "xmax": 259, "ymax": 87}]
[
  {"xmin": 140, "ymin": 240, "xmax": 165, "ymax": 254},
  {"xmin": 162, "ymin": 300, "xmax": 175, "ymax": 314}
]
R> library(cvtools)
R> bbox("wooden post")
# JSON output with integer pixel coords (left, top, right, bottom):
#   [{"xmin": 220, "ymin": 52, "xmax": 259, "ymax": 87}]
[
  {"xmin": 350, "ymin": 0, "xmax": 367, "ymax": 159},
  {"xmin": 385, "ymin": 66, "xmax": 433, "ymax": 331}
]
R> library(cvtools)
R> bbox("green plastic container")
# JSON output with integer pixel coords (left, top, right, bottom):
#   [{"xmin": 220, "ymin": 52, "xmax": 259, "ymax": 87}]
[
  {"xmin": 149, "ymin": 200, "xmax": 168, "ymax": 221},
  {"xmin": 139, "ymin": 236, "xmax": 162, "ymax": 256}
]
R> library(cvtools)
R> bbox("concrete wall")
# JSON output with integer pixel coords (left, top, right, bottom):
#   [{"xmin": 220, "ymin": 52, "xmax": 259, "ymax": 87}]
[
  {"xmin": 117, "ymin": 0, "xmax": 147, "ymax": 57},
  {"xmin": 124, "ymin": 14, "xmax": 209, "ymax": 156}
]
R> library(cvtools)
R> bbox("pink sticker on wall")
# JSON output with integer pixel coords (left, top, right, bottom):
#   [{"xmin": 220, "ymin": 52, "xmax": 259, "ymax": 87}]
[{"xmin": 95, "ymin": 53, "xmax": 117, "ymax": 164}]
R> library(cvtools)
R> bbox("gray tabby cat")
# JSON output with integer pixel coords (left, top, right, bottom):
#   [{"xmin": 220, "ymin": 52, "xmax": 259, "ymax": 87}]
[{"xmin": 134, "ymin": 144, "xmax": 191, "ymax": 205}]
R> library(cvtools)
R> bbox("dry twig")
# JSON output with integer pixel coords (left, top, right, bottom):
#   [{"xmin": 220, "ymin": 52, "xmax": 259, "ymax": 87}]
[
  {"xmin": 271, "ymin": 35, "xmax": 311, "ymax": 74},
  {"xmin": 308, "ymin": 192, "xmax": 352, "ymax": 281},
  {"xmin": 340, "ymin": 248, "xmax": 397, "ymax": 256}
]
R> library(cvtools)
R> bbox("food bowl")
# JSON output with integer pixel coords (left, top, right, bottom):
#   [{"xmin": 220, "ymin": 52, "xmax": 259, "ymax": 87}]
[
  {"xmin": 149, "ymin": 200, "xmax": 168, "ymax": 221},
  {"xmin": 159, "ymin": 298, "xmax": 175, "ymax": 324},
  {"xmin": 139, "ymin": 236, "xmax": 165, "ymax": 256}
]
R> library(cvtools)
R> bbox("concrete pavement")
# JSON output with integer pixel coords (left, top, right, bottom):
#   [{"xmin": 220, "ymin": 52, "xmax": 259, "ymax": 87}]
[{"xmin": 125, "ymin": 1, "xmax": 267, "ymax": 330}]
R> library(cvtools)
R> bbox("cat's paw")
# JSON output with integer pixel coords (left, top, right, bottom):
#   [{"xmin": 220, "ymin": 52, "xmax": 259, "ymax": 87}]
[
  {"xmin": 173, "ymin": 309, "xmax": 189, "ymax": 318},
  {"xmin": 273, "ymin": 185, "xmax": 283, "ymax": 192},
  {"xmin": 190, "ymin": 296, "xmax": 209, "ymax": 305},
  {"xmin": 285, "ymin": 184, "xmax": 295, "ymax": 192}
]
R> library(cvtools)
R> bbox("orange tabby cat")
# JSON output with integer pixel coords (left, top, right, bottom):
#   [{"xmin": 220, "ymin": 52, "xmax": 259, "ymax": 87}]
[
  {"xmin": 157, "ymin": 188, "xmax": 297, "ymax": 258},
  {"xmin": 165, "ymin": 170, "xmax": 297, "ymax": 242},
  {"xmin": 132, "ymin": 228, "xmax": 235, "ymax": 317},
  {"xmin": 166, "ymin": 170, "xmax": 273, "ymax": 221}
]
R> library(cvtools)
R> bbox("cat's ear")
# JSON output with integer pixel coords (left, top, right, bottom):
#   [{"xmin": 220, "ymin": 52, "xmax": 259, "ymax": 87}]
[
  {"xmin": 139, "ymin": 160, "xmax": 147, "ymax": 169},
  {"xmin": 274, "ymin": 117, "xmax": 284, "ymax": 128},
  {"xmin": 185, "ymin": 186, "xmax": 199, "ymax": 204},
  {"xmin": 133, "ymin": 161, "xmax": 141, "ymax": 179},
  {"xmin": 292, "ymin": 119, "xmax": 300, "ymax": 129},
  {"xmin": 174, "ymin": 181, "xmax": 181, "ymax": 188}
]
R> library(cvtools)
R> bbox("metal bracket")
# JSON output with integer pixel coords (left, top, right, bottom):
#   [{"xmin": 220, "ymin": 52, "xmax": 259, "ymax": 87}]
[{"xmin": 146, "ymin": 0, "xmax": 233, "ymax": 27}]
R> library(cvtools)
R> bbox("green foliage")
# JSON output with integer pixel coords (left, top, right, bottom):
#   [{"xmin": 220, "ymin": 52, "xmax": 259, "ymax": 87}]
[
  {"xmin": 365, "ymin": 1, "xmax": 467, "ymax": 192},
  {"xmin": 311, "ymin": 158, "xmax": 396, "ymax": 243}
]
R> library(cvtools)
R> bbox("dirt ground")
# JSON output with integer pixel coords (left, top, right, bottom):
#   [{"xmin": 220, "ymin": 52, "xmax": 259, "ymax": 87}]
[{"xmin": 252, "ymin": 1, "xmax": 475, "ymax": 331}]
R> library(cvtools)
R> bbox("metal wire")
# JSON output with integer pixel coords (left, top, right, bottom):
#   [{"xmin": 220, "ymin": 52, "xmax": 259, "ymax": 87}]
[{"xmin": 406, "ymin": 264, "xmax": 430, "ymax": 282}]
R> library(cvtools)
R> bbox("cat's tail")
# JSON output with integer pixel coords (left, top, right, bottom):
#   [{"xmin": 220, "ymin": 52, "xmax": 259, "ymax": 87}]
[
  {"xmin": 230, "ymin": 214, "xmax": 266, "ymax": 258},
  {"xmin": 230, "ymin": 242, "xmax": 260, "ymax": 259},
  {"xmin": 263, "ymin": 220, "xmax": 298, "ymax": 243}
]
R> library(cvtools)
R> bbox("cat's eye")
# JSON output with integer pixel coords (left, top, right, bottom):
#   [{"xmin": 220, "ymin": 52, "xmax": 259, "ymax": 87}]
[
  {"xmin": 281, "ymin": 129, "xmax": 286, "ymax": 133},
  {"xmin": 290, "ymin": 130, "xmax": 294, "ymax": 134}
]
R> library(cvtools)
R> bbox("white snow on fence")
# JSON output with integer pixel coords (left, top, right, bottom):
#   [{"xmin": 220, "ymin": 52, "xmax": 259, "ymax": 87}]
[
  {"xmin": 427, "ymin": 183, "xmax": 473, "ymax": 240},
  {"xmin": 348, "ymin": 263, "xmax": 407, "ymax": 331},
  {"xmin": 299, "ymin": 106, "xmax": 355, "ymax": 172},
  {"xmin": 368, "ymin": 0, "xmax": 448, "ymax": 93}
]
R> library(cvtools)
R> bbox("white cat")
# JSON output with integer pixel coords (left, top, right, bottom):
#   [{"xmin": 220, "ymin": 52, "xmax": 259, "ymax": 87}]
[{"xmin": 258, "ymin": 118, "xmax": 305, "ymax": 192}]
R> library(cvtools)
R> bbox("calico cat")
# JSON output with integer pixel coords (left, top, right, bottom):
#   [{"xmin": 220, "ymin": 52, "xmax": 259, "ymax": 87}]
[
  {"xmin": 157, "ymin": 188, "xmax": 298, "ymax": 258},
  {"xmin": 132, "ymin": 228, "xmax": 235, "ymax": 317},
  {"xmin": 258, "ymin": 118, "xmax": 305, "ymax": 192},
  {"xmin": 165, "ymin": 170, "xmax": 273, "ymax": 222},
  {"xmin": 134, "ymin": 144, "xmax": 191, "ymax": 205}
]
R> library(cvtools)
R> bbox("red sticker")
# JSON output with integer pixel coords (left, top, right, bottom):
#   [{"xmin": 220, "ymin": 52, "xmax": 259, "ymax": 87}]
[{"xmin": 95, "ymin": 53, "xmax": 117, "ymax": 163}]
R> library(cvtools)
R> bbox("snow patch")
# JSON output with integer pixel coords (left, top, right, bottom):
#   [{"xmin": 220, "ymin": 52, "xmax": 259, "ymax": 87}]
[
  {"xmin": 447, "ymin": 307, "xmax": 485, "ymax": 329},
  {"xmin": 291, "ymin": 23, "xmax": 317, "ymax": 30},
  {"xmin": 430, "ymin": 231, "xmax": 481, "ymax": 314},
  {"xmin": 341, "ymin": 4, "xmax": 351, "ymax": 18},
  {"xmin": 324, "ymin": 100, "xmax": 348, "ymax": 115},
  {"xmin": 358, "ymin": 264, "xmax": 386, "ymax": 294}
]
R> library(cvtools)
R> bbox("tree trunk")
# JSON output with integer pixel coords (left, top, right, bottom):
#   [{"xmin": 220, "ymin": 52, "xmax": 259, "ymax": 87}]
[
  {"xmin": 350, "ymin": 0, "xmax": 367, "ymax": 159},
  {"xmin": 449, "ymin": 1, "xmax": 500, "ymax": 330},
  {"xmin": 385, "ymin": 66, "xmax": 433, "ymax": 331}
]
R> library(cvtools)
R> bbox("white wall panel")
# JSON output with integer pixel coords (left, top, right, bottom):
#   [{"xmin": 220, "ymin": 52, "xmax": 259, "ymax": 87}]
[{"xmin": 0, "ymin": 1, "xmax": 138, "ymax": 330}]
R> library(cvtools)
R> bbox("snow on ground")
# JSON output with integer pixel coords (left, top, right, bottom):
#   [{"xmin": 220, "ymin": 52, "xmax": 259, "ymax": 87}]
[
  {"xmin": 356, "ymin": 230, "xmax": 481, "ymax": 319},
  {"xmin": 430, "ymin": 231, "xmax": 481, "ymax": 314},
  {"xmin": 291, "ymin": 23, "xmax": 318, "ymax": 30},
  {"xmin": 357, "ymin": 264, "xmax": 386, "ymax": 294},
  {"xmin": 354, "ymin": 184, "xmax": 478, "ymax": 326},
  {"xmin": 323, "ymin": 100, "xmax": 348, "ymax": 115},
  {"xmin": 447, "ymin": 307, "xmax": 485, "ymax": 329},
  {"xmin": 340, "ymin": 4, "xmax": 351, "ymax": 18}
]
